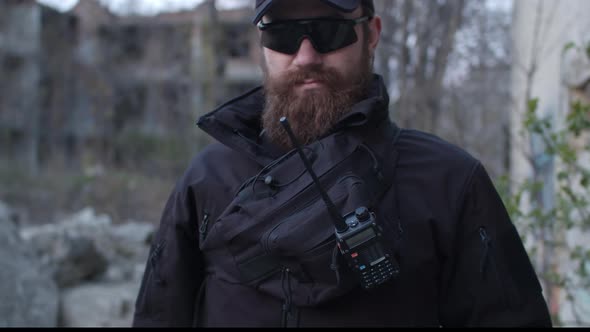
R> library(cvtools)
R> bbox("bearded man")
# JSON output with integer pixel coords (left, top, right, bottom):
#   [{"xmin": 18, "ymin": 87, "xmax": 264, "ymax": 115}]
[{"xmin": 133, "ymin": 0, "xmax": 552, "ymax": 327}]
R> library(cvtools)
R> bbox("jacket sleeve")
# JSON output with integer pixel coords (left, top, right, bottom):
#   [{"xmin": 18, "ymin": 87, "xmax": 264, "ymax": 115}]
[
  {"xmin": 439, "ymin": 163, "xmax": 552, "ymax": 327},
  {"xmin": 132, "ymin": 184, "xmax": 204, "ymax": 327}
]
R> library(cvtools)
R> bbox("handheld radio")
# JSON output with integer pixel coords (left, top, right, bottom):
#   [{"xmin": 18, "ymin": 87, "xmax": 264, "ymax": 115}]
[{"xmin": 280, "ymin": 117, "xmax": 399, "ymax": 290}]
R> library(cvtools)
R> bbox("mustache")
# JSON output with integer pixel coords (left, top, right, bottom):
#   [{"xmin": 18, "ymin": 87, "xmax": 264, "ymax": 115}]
[{"xmin": 266, "ymin": 65, "xmax": 341, "ymax": 93}]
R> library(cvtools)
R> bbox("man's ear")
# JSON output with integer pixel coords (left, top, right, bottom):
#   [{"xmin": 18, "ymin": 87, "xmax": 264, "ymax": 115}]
[{"xmin": 368, "ymin": 15, "xmax": 382, "ymax": 52}]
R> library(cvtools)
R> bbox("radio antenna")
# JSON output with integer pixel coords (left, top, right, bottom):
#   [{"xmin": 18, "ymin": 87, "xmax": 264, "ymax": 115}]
[{"xmin": 280, "ymin": 117, "xmax": 348, "ymax": 233}]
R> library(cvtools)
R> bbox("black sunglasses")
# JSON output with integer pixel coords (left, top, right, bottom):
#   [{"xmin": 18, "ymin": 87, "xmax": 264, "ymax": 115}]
[{"xmin": 257, "ymin": 16, "xmax": 372, "ymax": 55}]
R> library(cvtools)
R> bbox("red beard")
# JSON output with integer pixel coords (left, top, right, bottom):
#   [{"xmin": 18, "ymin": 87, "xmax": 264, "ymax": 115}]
[{"xmin": 262, "ymin": 62, "xmax": 372, "ymax": 151}]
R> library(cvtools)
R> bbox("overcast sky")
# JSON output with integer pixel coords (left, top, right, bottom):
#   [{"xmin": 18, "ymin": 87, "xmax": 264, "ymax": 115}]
[
  {"xmin": 36, "ymin": 0, "xmax": 247, "ymax": 15},
  {"xmin": 38, "ymin": 0, "xmax": 512, "ymax": 15}
]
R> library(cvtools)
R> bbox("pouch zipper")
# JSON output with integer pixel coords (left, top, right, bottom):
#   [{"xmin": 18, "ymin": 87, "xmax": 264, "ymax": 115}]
[
  {"xmin": 262, "ymin": 193, "xmax": 321, "ymax": 253},
  {"xmin": 256, "ymin": 152, "xmax": 354, "ymax": 252}
]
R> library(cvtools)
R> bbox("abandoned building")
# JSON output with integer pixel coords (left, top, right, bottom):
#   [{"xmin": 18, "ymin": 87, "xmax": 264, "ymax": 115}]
[{"xmin": 0, "ymin": 0, "xmax": 262, "ymax": 172}]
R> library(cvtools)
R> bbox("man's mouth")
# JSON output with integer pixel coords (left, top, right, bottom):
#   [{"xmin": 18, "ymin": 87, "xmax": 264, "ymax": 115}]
[{"xmin": 297, "ymin": 79, "xmax": 324, "ymax": 88}]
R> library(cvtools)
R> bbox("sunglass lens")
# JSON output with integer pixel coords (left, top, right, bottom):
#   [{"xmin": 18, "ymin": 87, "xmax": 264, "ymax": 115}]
[
  {"xmin": 261, "ymin": 24, "xmax": 303, "ymax": 54},
  {"xmin": 312, "ymin": 21, "xmax": 358, "ymax": 53},
  {"xmin": 261, "ymin": 20, "xmax": 359, "ymax": 55}
]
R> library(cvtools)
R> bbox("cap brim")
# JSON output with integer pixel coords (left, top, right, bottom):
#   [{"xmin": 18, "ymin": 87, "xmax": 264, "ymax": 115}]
[
  {"xmin": 320, "ymin": 0, "xmax": 359, "ymax": 13},
  {"xmin": 252, "ymin": 0, "xmax": 273, "ymax": 24},
  {"xmin": 253, "ymin": 0, "xmax": 360, "ymax": 24}
]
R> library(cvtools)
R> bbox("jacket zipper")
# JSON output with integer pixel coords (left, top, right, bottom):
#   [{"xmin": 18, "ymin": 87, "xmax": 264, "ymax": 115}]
[
  {"xmin": 480, "ymin": 227, "xmax": 503, "ymax": 278},
  {"xmin": 150, "ymin": 241, "xmax": 166, "ymax": 286},
  {"xmin": 198, "ymin": 211, "xmax": 211, "ymax": 243},
  {"xmin": 281, "ymin": 267, "xmax": 295, "ymax": 328},
  {"xmin": 479, "ymin": 227, "xmax": 510, "ymax": 306},
  {"xmin": 479, "ymin": 227, "xmax": 491, "ymax": 274}
]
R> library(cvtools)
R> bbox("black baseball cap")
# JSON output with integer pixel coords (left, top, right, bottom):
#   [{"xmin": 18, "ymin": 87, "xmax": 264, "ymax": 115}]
[{"xmin": 253, "ymin": 0, "xmax": 375, "ymax": 24}]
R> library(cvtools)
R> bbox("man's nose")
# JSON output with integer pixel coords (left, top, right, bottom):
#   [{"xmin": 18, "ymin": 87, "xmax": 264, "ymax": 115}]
[{"xmin": 292, "ymin": 38, "xmax": 322, "ymax": 67}]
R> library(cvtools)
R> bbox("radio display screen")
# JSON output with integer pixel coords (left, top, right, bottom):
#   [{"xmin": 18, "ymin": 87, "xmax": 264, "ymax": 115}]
[{"xmin": 345, "ymin": 227, "xmax": 376, "ymax": 248}]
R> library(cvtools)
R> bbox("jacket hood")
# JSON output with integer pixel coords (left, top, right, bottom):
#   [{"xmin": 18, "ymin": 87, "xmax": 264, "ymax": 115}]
[{"xmin": 197, "ymin": 74, "xmax": 391, "ymax": 166}]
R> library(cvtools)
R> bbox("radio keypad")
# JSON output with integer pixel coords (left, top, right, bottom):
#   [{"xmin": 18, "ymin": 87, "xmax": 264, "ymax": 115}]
[{"xmin": 360, "ymin": 259, "xmax": 397, "ymax": 289}]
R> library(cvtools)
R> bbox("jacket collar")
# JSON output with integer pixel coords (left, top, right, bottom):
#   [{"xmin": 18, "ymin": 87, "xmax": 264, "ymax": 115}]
[{"xmin": 197, "ymin": 74, "xmax": 391, "ymax": 166}]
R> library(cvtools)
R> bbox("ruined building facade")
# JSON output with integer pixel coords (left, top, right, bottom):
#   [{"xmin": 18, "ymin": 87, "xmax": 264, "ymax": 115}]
[
  {"xmin": 0, "ymin": 0, "xmax": 261, "ymax": 174},
  {"xmin": 0, "ymin": 0, "xmax": 77, "ymax": 173}
]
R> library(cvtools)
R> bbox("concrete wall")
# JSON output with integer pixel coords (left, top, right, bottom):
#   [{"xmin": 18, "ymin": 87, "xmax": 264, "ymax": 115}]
[{"xmin": 0, "ymin": 0, "xmax": 42, "ymax": 171}]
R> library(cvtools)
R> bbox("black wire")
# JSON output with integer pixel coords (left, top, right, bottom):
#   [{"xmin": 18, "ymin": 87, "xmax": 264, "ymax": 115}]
[
  {"xmin": 251, "ymin": 147, "xmax": 316, "ymax": 195},
  {"xmin": 358, "ymin": 143, "xmax": 380, "ymax": 171},
  {"xmin": 233, "ymin": 149, "xmax": 299, "ymax": 197}
]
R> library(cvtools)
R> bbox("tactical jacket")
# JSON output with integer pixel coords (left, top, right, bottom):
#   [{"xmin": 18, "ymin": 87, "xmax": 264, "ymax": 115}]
[{"xmin": 132, "ymin": 75, "xmax": 552, "ymax": 327}]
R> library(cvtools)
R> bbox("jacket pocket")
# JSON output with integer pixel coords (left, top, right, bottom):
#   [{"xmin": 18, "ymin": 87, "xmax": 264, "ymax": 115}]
[
  {"xmin": 478, "ymin": 227, "xmax": 521, "ymax": 309},
  {"xmin": 135, "ymin": 241, "xmax": 167, "ymax": 316}
]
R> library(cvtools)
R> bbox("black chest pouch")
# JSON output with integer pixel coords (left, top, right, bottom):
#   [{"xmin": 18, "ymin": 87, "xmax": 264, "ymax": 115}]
[{"xmin": 200, "ymin": 125, "xmax": 401, "ymax": 306}]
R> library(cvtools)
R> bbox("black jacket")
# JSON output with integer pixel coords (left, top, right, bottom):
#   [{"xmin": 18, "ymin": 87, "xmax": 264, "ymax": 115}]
[{"xmin": 133, "ymin": 75, "xmax": 552, "ymax": 327}]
